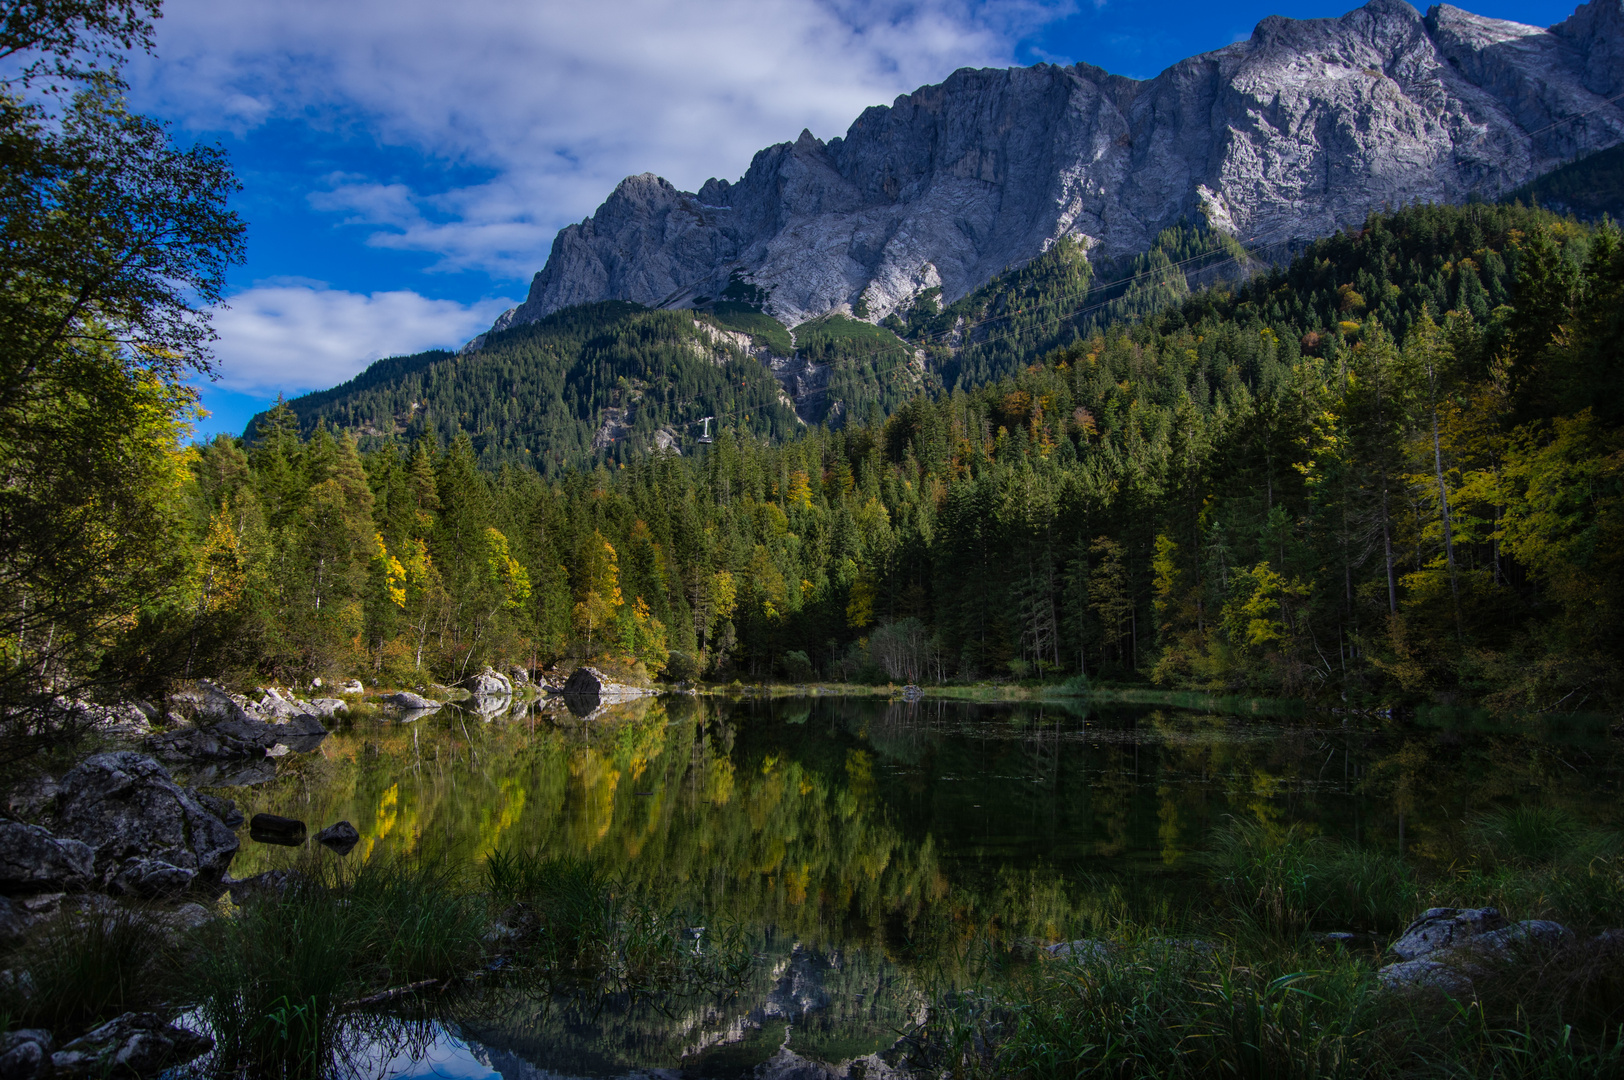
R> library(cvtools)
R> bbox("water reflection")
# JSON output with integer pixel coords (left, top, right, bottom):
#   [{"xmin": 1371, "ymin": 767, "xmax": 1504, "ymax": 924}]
[{"xmin": 217, "ymin": 695, "xmax": 1624, "ymax": 1077}]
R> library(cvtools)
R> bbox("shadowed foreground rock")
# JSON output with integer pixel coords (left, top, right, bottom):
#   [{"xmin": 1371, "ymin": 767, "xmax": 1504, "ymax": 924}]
[
  {"xmin": 48, "ymin": 752, "xmax": 238, "ymax": 896},
  {"xmin": 48, "ymin": 1013, "xmax": 211, "ymax": 1078},
  {"xmin": 1379, "ymin": 906, "xmax": 1578, "ymax": 993}
]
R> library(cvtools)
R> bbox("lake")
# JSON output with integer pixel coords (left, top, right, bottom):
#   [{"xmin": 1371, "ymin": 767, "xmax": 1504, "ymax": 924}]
[{"xmin": 213, "ymin": 693, "xmax": 1624, "ymax": 1078}]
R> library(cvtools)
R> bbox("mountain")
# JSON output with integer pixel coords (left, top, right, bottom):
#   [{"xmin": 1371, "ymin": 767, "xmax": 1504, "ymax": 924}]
[{"xmin": 480, "ymin": 0, "xmax": 1624, "ymax": 338}]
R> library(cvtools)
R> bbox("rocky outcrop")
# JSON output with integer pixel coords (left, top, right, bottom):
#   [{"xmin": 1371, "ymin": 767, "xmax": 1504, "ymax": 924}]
[
  {"xmin": 147, "ymin": 681, "xmax": 328, "ymax": 762},
  {"xmin": 485, "ymin": 0, "xmax": 1624, "ymax": 337},
  {"xmin": 48, "ymin": 753, "xmax": 238, "ymax": 896}
]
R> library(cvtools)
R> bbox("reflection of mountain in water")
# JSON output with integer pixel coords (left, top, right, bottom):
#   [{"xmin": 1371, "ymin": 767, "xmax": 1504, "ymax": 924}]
[{"xmin": 455, "ymin": 936, "xmax": 921, "ymax": 1079}]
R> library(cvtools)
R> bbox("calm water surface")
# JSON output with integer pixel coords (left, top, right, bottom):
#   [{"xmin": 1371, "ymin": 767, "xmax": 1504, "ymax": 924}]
[{"xmin": 213, "ymin": 694, "xmax": 1624, "ymax": 1079}]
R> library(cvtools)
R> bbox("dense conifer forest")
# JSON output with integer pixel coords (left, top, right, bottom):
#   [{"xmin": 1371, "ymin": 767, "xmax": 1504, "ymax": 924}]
[{"xmin": 172, "ymin": 201, "xmax": 1622, "ymax": 710}]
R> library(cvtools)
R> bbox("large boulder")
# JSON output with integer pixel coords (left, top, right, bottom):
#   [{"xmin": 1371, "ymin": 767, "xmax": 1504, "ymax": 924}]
[
  {"xmin": 562, "ymin": 666, "xmax": 648, "ymax": 702},
  {"xmin": 49, "ymin": 753, "xmax": 238, "ymax": 895},
  {"xmin": 1387, "ymin": 907, "xmax": 1507, "ymax": 961},
  {"xmin": 0, "ymin": 820, "xmax": 94, "ymax": 894},
  {"xmin": 459, "ymin": 667, "xmax": 513, "ymax": 697}
]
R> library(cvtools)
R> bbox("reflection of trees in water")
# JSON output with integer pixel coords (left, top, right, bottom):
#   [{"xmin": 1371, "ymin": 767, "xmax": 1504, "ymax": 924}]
[
  {"xmin": 227, "ymin": 696, "xmax": 1624, "ymax": 959},
  {"xmin": 452, "ymin": 934, "xmax": 923, "ymax": 1076},
  {"xmin": 221, "ymin": 697, "xmax": 1624, "ymax": 1073}
]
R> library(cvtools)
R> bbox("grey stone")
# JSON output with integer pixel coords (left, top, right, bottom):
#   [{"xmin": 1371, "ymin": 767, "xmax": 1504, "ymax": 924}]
[
  {"xmin": 459, "ymin": 667, "xmax": 513, "ymax": 697},
  {"xmin": 315, "ymin": 820, "xmax": 360, "ymax": 855},
  {"xmin": 110, "ymin": 859, "xmax": 197, "ymax": 898},
  {"xmin": 0, "ymin": 820, "xmax": 95, "ymax": 894},
  {"xmin": 481, "ymin": 0, "xmax": 1624, "ymax": 342},
  {"xmin": 1377, "ymin": 955, "xmax": 1476, "ymax": 995},
  {"xmin": 1045, "ymin": 938, "xmax": 1114, "ymax": 962},
  {"xmin": 192, "ymin": 791, "xmax": 243, "ymax": 827},
  {"xmin": 562, "ymin": 666, "xmax": 647, "ymax": 701},
  {"xmin": 507, "ymin": 665, "xmax": 530, "ymax": 686},
  {"xmin": 50, "ymin": 752, "xmax": 239, "ymax": 890},
  {"xmin": 381, "ymin": 690, "xmax": 440, "ymax": 711},
  {"xmin": 225, "ymin": 869, "xmax": 295, "ymax": 905},
  {"xmin": 0, "ymin": 1029, "xmax": 52, "ymax": 1080},
  {"xmin": 340, "ymin": 679, "xmax": 365, "ymax": 694},
  {"xmin": 1471, "ymin": 918, "xmax": 1574, "ymax": 956},
  {"xmin": 50, "ymin": 1012, "xmax": 212, "ymax": 1078},
  {"xmin": 5, "ymin": 777, "xmax": 58, "ymax": 821},
  {"xmin": 1388, "ymin": 906, "xmax": 1507, "ymax": 961}
]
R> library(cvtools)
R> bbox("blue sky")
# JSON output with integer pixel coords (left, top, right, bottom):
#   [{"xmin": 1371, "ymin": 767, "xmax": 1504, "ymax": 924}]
[{"xmin": 126, "ymin": 0, "xmax": 1584, "ymax": 440}]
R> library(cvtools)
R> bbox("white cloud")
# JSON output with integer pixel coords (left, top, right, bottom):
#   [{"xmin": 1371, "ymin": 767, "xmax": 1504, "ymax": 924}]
[
  {"xmin": 209, "ymin": 285, "xmax": 517, "ymax": 395},
  {"xmin": 130, "ymin": 0, "xmax": 1072, "ymax": 279}
]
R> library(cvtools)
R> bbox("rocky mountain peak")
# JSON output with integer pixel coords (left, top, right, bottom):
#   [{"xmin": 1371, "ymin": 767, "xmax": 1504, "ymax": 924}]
[{"xmin": 481, "ymin": 0, "xmax": 1624, "ymax": 341}]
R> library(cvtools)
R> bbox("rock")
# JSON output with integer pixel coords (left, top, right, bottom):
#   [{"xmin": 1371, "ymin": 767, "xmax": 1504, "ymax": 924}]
[
  {"xmin": 0, "ymin": 819, "xmax": 95, "ymax": 894},
  {"xmin": 1377, "ymin": 955, "xmax": 1476, "ymax": 995},
  {"xmin": 248, "ymin": 813, "xmax": 306, "ymax": 845},
  {"xmin": 481, "ymin": 0, "xmax": 1624, "ymax": 342},
  {"xmin": 1471, "ymin": 919, "xmax": 1574, "ymax": 957},
  {"xmin": 1379, "ymin": 916, "xmax": 1574, "ymax": 994},
  {"xmin": 562, "ymin": 666, "xmax": 648, "ymax": 703},
  {"xmin": 50, "ymin": 1012, "xmax": 212, "ymax": 1078},
  {"xmin": 0, "ymin": 897, "xmax": 28, "ymax": 944},
  {"xmin": 0, "ymin": 1029, "xmax": 52, "ymax": 1080},
  {"xmin": 50, "ymin": 752, "xmax": 239, "ymax": 891},
  {"xmin": 315, "ymin": 820, "xmax": 360, "ymax": 855},
  {"xmin": 147, "ymin": 682, "xmax": 278, "ymax": 761},
  {"xmin": 111, "ymin": 859, "xmax": 197, "ymax": 898},
  {"xmin": 192, "ymin": 791, "xmax": 244, "ymax": 828},
  {"xmin": 1045, "ymin": 938, "xmax": 1114, "ymax": 962},
  {"xmin": 459, "ymin": 667, "xmax": 513, "ymax": 697},
  {"xmin": 1388, "ymin": 907, "xmax": 1508, "ymax": 961},
  {"xmin": 507, "ymin": 665, "xmax": 530, "ymax": 686},
  {"xmin": 225, "ymin": 869, "xmax": 295, "ymax": 905},
  {"xmin": 340, "ymin": 679, "xmax": 365, "ymax": 694},
  {"xmin": 302, "ymin": 698, "xmax": 347, "ymax": 718},
  {"xmin": 381, "ymin": 690, "xmax": 440, "ymax": 711}
]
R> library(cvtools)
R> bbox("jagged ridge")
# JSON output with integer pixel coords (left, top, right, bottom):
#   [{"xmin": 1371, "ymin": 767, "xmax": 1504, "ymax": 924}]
[{"xmin": 482, "ymin": 0, "xmax": 1624, "ymax": 339}]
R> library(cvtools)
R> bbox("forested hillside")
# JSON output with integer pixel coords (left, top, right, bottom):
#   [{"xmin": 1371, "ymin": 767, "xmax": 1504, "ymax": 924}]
[
  {"xmin": 260, "ymin": 223, "xmax": 1247, "ymax": 472},
  {"xmin": 181, "ymin": 201, "xmax": 1621, "ymax": 710}
]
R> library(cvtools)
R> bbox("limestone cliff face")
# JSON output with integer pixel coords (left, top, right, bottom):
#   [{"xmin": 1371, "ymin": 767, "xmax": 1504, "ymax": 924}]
[{"xmin": 486, "ymin": 0, "xmax": 1624, "ymax": 335}]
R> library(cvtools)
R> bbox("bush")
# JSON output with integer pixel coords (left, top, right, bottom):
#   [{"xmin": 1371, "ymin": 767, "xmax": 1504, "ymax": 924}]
[{"xmin": 779, "ymin": 649, "xmax": 815, "ymax": 683}]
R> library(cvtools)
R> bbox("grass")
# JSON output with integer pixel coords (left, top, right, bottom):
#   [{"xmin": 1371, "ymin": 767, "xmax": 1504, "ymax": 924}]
[
  {"xmin": 912, "ymin": 809, "xmax": 1624, "ymax": 1079},
  {"xmin": 483, "ymin": 849, "xmax": 752, "ymax": 999},
  {"xmin": 0, "ymin": 903, "xmax": 175, "ymax": 1032},
  {"xmin": 0, "ymin": 848, "xmax": 748, "ymax": 1079},
  {"xmin": 185, "ymin": 855, "xmax": 486, "ymax": 1077}
]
